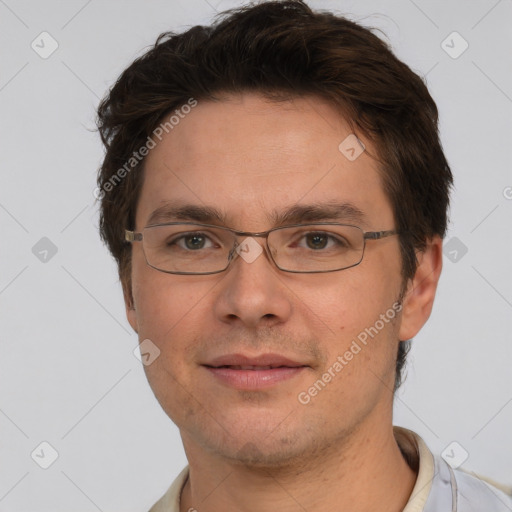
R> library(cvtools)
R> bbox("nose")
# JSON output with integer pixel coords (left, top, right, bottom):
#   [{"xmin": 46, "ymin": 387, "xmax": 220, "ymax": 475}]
[{"xmin": 213, "ymin": 237, "xmax": 293, "ymax": 328}]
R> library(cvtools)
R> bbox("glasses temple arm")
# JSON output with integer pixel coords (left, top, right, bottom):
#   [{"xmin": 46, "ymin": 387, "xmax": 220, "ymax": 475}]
[
  {"xmin": 125, "ymin": 230, "xmax": 143, "ymax": 242},
  {"xmin": 364, "ymin": 230, "xmax": 398, "ymax": 240}
]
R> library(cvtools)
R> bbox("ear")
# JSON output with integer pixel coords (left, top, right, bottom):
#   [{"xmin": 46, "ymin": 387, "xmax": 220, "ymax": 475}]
[
  {"xmin": 398, "ymin": 236, "xmax": 443, "ymax": 341},
  {"xmin": 122, "ymin": 277, "xmax": 139, "ymax": 334}
]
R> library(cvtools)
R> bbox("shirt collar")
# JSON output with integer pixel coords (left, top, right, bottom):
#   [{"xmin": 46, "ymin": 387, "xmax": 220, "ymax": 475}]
[{"xmin": 395, "ymin": 426, "xmax": 436, "ymax": 511}]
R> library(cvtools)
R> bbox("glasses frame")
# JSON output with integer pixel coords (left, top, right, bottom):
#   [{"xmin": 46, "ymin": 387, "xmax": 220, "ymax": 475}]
[{"xmin": 125, "ymin": 222, "xmax": 398, "ymax": 275}]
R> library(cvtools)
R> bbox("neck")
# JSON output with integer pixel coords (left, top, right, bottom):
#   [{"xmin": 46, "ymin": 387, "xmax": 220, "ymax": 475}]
[{"xmin": 180, "ymin": 423, "xmax": 417, "ymax": 512}]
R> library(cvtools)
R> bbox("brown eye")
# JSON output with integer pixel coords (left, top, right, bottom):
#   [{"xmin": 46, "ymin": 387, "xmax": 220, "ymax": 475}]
[{"xmin": 306, "ymin": 233, "xmax": 328, "ymax": 250}]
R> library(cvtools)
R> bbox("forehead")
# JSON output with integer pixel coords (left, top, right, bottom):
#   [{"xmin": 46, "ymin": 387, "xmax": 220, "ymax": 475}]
[{"xmin": 136, "ymin": 93, "xmax": 394, "ymax": 231}]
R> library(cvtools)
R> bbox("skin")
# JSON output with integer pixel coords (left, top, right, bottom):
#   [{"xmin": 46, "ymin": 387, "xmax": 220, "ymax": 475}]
[{"xmin": 125, "ymin": 93, "xmax": 443, "ymax": 512}]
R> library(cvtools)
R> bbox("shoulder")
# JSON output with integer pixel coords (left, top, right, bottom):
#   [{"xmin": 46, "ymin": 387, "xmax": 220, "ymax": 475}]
[
  {"xmin": 425, "ymin": 444, "xmax": 512, "ymax": 511},
  {"xmin": 447, "ymin": 465, "xmax": 512, "ymax": 511},
  {"xmin": 394, "ymin": 427, "xmax": 512, "ymax": 512}
]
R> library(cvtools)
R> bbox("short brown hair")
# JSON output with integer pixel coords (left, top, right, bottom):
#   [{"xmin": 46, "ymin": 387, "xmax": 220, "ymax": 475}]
[{"xmin": 96, "ymin": 0, "xmax": 452, "ymax": 390}]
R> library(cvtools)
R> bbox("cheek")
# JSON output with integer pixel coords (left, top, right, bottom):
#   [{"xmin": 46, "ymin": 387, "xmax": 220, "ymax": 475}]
[
  {"xmin": 132, "ymin": 265, "xmax": 218, "ymax": 364},
  {"xmin": 299, "ymin": 289, "xmax": 401, "ymax": 414},
  {"xmin": 137, "ymin": 282, "xmax": 204, "ymax": 339},
  {"xmin": 294, "ymin": 266, "xmax": 401, "ymax": 375},
  {"xmin": 292, "ymin": 267, "xmax": 396, "ymax": 331},
  {"xmin": 134, "ymin": 277, "xmax": 208, "ymax": 403},
  {"xmin": 132, "ymin": 276, "xmax": 223, "ymax": 425}
]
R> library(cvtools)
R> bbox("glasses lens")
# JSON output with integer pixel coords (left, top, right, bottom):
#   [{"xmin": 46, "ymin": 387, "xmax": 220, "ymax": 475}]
[
  {"xmin": 269, "ymin": 224, "xmax": 364, "ymax": 272},
  {"xmin": 140, "ymin": 223, "xmax": 365, "ymax": 274},
  {"xmin": 142, "ymin": 224, "xmax": 234, "ymax": 274}
]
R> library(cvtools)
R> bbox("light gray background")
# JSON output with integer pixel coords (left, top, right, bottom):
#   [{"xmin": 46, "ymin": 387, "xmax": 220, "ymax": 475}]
[{"xmin": 1, "ymin": 0, "xmax": 511, "ymax": 510}]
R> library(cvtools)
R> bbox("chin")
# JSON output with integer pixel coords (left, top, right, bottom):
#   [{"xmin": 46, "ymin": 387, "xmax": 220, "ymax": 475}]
[
  {"xmin": 199, "ymin": 422, "xmax": 318, "ymax": 469},
  {"xmin": 222, "ymin": 439, "xmax": 305, "ymax": 469}
]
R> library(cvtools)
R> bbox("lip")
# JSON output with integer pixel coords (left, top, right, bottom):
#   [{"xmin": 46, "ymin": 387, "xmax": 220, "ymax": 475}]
[
  {"xmin": 205, "ymin": 353, "xmax": 305, "ymax": 368},
  {"xmin": 203, "ymin": 353, "xmax": 309, "ymax": 390}
]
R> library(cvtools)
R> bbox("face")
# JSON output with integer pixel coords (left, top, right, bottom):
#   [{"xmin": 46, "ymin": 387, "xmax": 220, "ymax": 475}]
[{"xmin": 126, "ymin": 93, "xmax": 433, "ymax": 466}]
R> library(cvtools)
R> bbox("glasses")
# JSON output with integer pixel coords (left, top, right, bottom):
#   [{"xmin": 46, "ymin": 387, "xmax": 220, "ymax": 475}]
[{"xmin": 125, "ymin": 222, "xmax": 397, "ymax": 275}]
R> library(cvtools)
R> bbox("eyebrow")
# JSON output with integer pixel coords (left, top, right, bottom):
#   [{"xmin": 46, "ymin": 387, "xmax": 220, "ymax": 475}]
[
  {"xmin": 145, "ymin": 200, "xmax": 367, "ymax": 228},
  {"xmin": 269, "ymin": 202, "xmax": 367, "ymax": 226},
  {"xmin": 146, "ymin": 202, "xmax": 226, "ymax": 226}
]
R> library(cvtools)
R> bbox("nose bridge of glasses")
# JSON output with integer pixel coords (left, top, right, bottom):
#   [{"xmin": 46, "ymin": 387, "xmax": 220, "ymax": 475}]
[
  {"xmin": 227, "ymin": 225, "xmax": 271, "ymax": 246},
  {"xmin": 230, "ymin": 230, "xmax": 274, "ymax": 263}
]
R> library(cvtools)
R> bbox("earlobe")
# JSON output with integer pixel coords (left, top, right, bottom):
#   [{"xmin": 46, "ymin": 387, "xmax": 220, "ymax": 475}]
[
  {"xmin": 123, "ymin": 286, "xmax": 139, "ymax": 333},
  {"xmin": 127, "ymin": 306, "xmax": 138, "ymax": 334},
  {"xmin": 398, "ymin": 236, "xmax": 443, "ymax": 341}
]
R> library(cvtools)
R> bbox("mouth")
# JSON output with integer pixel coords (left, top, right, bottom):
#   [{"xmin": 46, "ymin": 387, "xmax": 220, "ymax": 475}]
[
  {"xmin": 214, "ymin": 365, "xmax": 297, "ymax": 370},
  {"xmin": 203, "ymin": 354, "xmax": 309, "ymax": 390}
]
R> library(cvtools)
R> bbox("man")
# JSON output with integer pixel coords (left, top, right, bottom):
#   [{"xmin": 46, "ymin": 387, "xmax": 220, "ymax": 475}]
[{"xmin": 96, "ymin": 1, "xmax": 511, "ymax": 510}]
